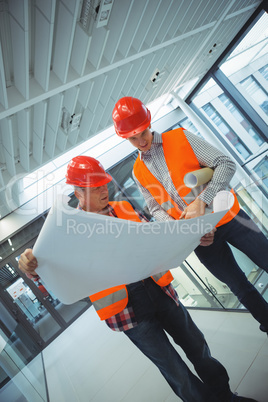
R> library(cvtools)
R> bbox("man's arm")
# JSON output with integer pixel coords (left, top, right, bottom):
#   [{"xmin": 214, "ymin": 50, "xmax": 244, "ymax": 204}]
[
  {"xmin": 185, "ymin": 130, "xmax": 236, "ymax": 206},
  {"xmin": 133, "ymin": 172, "xmax": 215, "ymax": 246},
  {"xmin": 18, "ymin": 249, "xmax": 39, "ymax": 278},
  {"xmin": 181, "ymin": 131, "xmax": 237, "ymax": 220}
]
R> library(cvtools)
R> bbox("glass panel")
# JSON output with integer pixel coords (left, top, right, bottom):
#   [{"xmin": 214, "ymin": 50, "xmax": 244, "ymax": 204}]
[
  {"xmin": 219, "ymin": 11, "xmax": 268, "ymax": 118},
  {"xmin": 185, "ymin": 9, "xmax": 268, "ymax": 310},
  {"xmin": 172, "ymin": 237, "xmax": 268, "ymax": 309},
  {"xmin": 192, "ymin": 78, "xmax": 268, "ymax": 194},
  {"xmin": 16, "ymin": 261, "xmax": 91, "ymax": 325},
  {"xmin": 235, "ymin": 186, "xmax": 268, "ymax": 236},
  {"xmin": 240, "ymin": 76, "xmax": 268, "ymax": 115},
  {"xmin": 0, "ymin": 216, "xmax": 45, "ymax": 261},
  {"xmin": 1, "ymin": 263, "xmax": 61, "ymax": 342},
  {"xmin": 220, "ymin": 12, "xmax": 268, "ymax": 77},
  {"xmin": 253, "ymin": 156, "xmax": 268, "ymax": 191},
  {"xmin": 171, "ymin": 256, "xmax": 234, "ymax": 309},
  {"xmin": 202, "ymin": 103, "xmax": 252, "ymax": 159},
  {"xmin": 233, "ymin": 186, "xmax": 268, "ymax": 303},
  {"xmin": 0, "ymin": 304, "xmax": 47, "ymax": 401},
  {"xmin": 29, "ymin": 274, "xmax": 91, "ymax": 324},
  {"xmin": 168, "ymin": 118, "xmax": 203, "ymax": 138},
  {"xmin": 107, "ymin": 154, "xmax": 152, "ymax": 219},
  {"xmin": 13, "ymin": 235, "xmax": 91, "ymax": 325},
  {"xmin": 218, "ymin": 93, "xmax": 264, "ymax": 146},
  {"xmin": 0, "ymin": 301, "xmax": 39, "ymax": 364}
]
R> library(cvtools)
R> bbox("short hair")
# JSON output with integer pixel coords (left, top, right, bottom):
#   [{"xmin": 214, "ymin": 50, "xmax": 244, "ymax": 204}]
[{"xmin": 74, "ymin": 186, "xmax": 85, "ymax": 191}]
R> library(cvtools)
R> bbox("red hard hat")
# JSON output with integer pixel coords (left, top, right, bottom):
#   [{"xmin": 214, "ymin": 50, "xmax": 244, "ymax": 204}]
[
  {"xmin": 65, "ymin": 156, "xmax": 112, "ymax": 187},
  {"xmin": 112, "ymin": 97, "xmax": 151, "ymax": 138}
]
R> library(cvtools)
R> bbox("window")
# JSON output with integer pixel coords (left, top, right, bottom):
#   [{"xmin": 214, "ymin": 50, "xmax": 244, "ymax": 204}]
[
  {"xmin": 218, "ymin": 93, "xmax": 264, "ymax": 146},
  {"xmin": 187, "ymin": 7, "xmax": 268, "ymax": 235},
  {"xmin": 202, "ymin": 103, "xmax": 252, "ymax": 160},
  {"xmin": 219, "ymin": 12, "xmax": 268, "ymax": 77},
  {"xmin": 240, "ymin": 76, "xmax": 268, "ymax": 115}
]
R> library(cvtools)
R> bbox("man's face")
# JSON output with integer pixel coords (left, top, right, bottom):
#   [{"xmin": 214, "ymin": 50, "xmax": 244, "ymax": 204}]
[
  {"xmin": 75, "ymin": 184, "xmax": 109, "ymax": 213},
  {"xmin": 128, "ymin": 126, "xmax": 153, "ymax": 152}
]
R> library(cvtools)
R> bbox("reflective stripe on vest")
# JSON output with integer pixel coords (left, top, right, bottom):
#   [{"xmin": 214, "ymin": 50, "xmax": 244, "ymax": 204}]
[
  {"xmin": 92, "ymin": 288, "xmax": 128, "ymax": 311},
  {"xmin": 89, "ymin": 201, "xmax": 173, "ymax": 320},
  {"xmin": 133, "ymin": 128, "xmax": 240, "ymax": 226},
  {"xmin": 90, "ymin": 286, "xmax": 129, "ymax": 321}
]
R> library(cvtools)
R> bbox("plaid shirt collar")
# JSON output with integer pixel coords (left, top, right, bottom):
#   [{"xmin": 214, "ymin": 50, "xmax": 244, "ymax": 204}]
[
  {"xmin": 77, "ymin": 203, "xmax": 117, "ymax": 217},
  {"xmin": 140, "ymin": 131, "xmax": 162, "ymax": 161}
]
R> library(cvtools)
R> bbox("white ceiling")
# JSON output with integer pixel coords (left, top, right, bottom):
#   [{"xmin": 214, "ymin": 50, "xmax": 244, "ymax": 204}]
[{"xmin": 0, "ymin": 0, "xmax": 263, "ymax": 219}]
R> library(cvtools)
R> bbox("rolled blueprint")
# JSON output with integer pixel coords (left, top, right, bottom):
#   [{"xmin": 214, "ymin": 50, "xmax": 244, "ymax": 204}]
[{"xmin": 184, "ymin": 167, "xmax": 214, "ymax": 188}]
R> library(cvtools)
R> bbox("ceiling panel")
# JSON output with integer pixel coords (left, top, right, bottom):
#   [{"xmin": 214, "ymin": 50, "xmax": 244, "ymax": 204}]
[{"xmin": 0, "ymin": 0, "xmax": 263, "ymax": 219}]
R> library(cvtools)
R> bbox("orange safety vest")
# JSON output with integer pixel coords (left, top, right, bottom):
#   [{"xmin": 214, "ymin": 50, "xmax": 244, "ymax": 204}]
[
  {"xmin": 133, "ymin": 128, "xmax": 240, "ymax": 227},
  {"xmin": 89, "ymin": 200, "xmax": 173, "ymax": 320}
]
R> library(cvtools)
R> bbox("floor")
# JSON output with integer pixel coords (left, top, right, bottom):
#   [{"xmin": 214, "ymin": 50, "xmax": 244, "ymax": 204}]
[
  {"xmin": 1, "ymin": 307, "xmax": 267, "ymax": 402},
  {"xmin": 42, "ymin": 307, "xmax": 268, "ymax": 402}
]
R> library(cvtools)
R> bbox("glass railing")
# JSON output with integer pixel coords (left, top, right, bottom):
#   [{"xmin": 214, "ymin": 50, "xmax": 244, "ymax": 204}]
[
  {"xmin": 171, "ymin": 247, "xmax": 268, "ymax": 310},
  {"xmin": 0, "ymin": 326, "xmax": 48, "ymax": 402}
]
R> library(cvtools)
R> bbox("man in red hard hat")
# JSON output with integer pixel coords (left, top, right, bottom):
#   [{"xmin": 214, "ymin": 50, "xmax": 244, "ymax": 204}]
[
  {"xmin": 113, "ymin": 96, "xmax": 268, "ymax": 395},
  {"xmin": 18, "ymin": 155, "xmax": 244, "ymax": 402}
]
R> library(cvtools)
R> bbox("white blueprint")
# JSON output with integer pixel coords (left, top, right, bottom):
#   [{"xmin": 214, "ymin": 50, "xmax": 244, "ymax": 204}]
[{"xmin": 33, "ymin": 196, "xmax": 229, "ymax": 304}]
